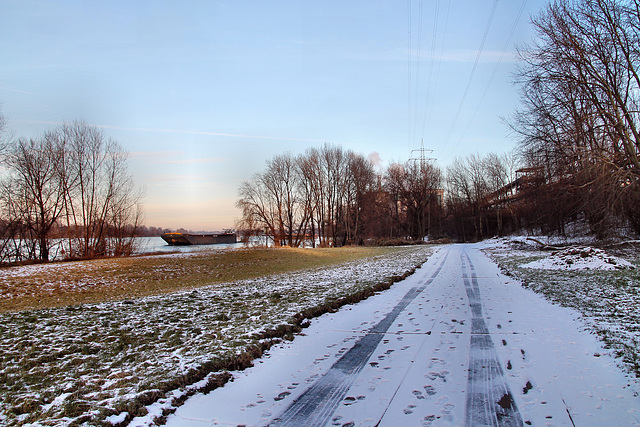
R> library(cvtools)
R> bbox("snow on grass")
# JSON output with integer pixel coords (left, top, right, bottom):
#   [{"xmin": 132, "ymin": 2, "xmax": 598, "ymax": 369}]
[
  {"xmin": 0, "ymin": 245, "xmax": 434, "ymax": 426},
  {"xmin": 522, "ymin": 246, "xmax": 635, "ymax": 270},
  {"xmin": 482, "ymin": 237, "xmax": 640, "ymax": 378}
]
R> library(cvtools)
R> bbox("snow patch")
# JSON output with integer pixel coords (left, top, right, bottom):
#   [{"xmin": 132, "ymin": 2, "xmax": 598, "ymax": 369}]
[
  {"xmin": 106, "ymin": 412, "xmax": 128, "ymax": 425},
  {"xmin": 522, "ymin": 246, "xmax": 634, "ymax": 270},
  {"xmin": 41, "ymin": 392, "xmax": 71, "ymax": 412}
]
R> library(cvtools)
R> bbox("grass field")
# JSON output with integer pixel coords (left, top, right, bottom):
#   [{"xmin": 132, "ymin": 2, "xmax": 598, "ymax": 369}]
[
  {"xmin": 0, "ymin": 246, "xmax": 407, "ymax": 313},
  {"xmin": 0, "ymin": 245, "xmax": 435, "ymax": 426}
]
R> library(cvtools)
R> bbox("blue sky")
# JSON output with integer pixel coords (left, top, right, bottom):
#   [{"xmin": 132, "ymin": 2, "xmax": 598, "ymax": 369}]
[{"xmin": 0, "ymin": 0, "xmax": 547, "ymax": 230}]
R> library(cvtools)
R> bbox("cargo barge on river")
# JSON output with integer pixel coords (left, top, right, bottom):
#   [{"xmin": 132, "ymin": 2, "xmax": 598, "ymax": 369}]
[{"xmin": 161, "ymin": 232, "xmax": 238, "ymax": 246}]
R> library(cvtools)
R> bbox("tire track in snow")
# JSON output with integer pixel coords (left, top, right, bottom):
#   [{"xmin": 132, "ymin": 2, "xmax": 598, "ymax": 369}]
[
  {"xmin": 462, "ymin": 249, "xmax": 523, "ymax": 427},
  {"xmin": 269, "ymin": 249, "xmax": 450, "ymax": 427}
]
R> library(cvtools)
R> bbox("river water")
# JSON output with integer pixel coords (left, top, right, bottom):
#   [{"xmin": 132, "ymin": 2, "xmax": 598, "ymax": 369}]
[{"xmin": 135, "ymin": 236, "xmax": 265, "ymax": 255}]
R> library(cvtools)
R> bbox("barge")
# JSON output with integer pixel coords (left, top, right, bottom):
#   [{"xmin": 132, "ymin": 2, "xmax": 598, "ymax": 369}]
[{"xmin": 161, "ymin": 232, "xmax": 238, "ymax": 246}]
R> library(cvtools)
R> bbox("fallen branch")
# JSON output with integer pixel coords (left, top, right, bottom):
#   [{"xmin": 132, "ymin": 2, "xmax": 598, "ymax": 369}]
[
  {"xmin": 603, "ymin": 240, "xmax": 640, "ymax": 248},
  {"xmin": 525, "ymin": 237, "xmax": 564, "ymax": 251}
]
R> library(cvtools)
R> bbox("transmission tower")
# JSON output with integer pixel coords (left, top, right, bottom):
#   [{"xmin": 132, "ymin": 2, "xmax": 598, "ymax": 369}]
[{"xmin": 410, "ymin": 139, "xmax": 436, "ymax": 170}]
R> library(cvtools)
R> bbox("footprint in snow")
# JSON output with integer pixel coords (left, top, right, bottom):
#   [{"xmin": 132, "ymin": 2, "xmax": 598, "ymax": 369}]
[
  {"xmin": 403, "ymin": 404, "xmax": 417, "ymax": 414},
  {"xmin": 343, "ymin": 396, "xmax": 365, "ymax": 406},
  {"xmin": 423, "ymin": 385, "xmax": 437, "ymax": 396},
  {"xmin": 427, "ymin": 370, "xmax": 449, "ymax": 382},
  {"xmin": 428, "ymin": 357, "xmax": 445, "ymax": 367},
  {"xmin": 422, "ymin": 415, "xmax": 436, "ymax": 426},
  {"xmin": 274, "ymin": 391, "xmax": 290, "ymax": 401},
  {"xmin": 306, "ymin": 373, "xmax": 320, "ymax": 383}
]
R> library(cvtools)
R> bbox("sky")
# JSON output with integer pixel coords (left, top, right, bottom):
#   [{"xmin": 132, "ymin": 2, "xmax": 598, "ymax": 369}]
[{"xmin": 0, "ymin": 0, "xmax": 549, "ymax": 231}]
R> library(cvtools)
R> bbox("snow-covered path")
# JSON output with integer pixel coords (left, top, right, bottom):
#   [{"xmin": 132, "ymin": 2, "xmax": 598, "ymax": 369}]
[{"xmin": 164, "ymin": 244, "xmax": 640, "ymax": 426}]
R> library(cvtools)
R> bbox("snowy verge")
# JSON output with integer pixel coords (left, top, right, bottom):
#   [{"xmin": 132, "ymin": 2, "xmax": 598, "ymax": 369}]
[
  {"xmin": 522, "ymin": 246, "xmax": 635, "ymax": 270},
  {"xmin": 481, "ymin": 237, "xmax": 640, "ymax": 380}
]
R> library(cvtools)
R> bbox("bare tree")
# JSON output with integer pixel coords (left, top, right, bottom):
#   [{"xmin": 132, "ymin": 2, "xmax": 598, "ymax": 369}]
[
  {"xmin": 237, "ymin": 173, "xmax": 279, "ymax": 246},
  {"xmin": 53, "ymin": 121, "xmax": 141, "ymax": 257},
  {"xmin": 0, "ymin": 121, "xmax": 143, "ymax": 262},
  {"xmin": 343, "ymin": 152, "xmax": 377, "ymax": 245},
  {"xmin": 237, "ymin": 153, "xmax": 308, "ymax": 247},
  {"xmin": 446, "ymin": 153, "xmax": 523, "ymax": 240},
  {"xmin": 238, "ymin": 145, "xmax": 378, "ymax": 247},
  {"xmin": 511, "ymin": 0, "xmax": 640, "ymax": 236},
  {"xmin": 1, "ymin": 135, "xmax": 66, "ymax": 261},
  {"xmin": 318, "ymin": 144, "xmax": 349, "ymax": 246},
  {"xmin": 298, "ymin": 144, "xmax": 350, "ymax": 247},
  {"xmin": 267, "ymin": 153, "xmax": 307, "ymax": 246},
  {"xmin": 384, "ymin": 159, "xmax": 443, "ymax": 241},
  {"xmin": 0, "ymin": 106, "xmax": 7, "ymax": 158},
  {"xmin": 296, "ymin": 151, "xmax": 322, "ymax": 247}
]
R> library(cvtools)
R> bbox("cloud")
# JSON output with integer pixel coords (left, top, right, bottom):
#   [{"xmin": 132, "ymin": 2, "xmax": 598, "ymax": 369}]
[
  {"xmin": 0, "ymin": 86, "xmax": 35, "ymax": 95},
  {"xmin": 131, "ymin": 152, "xmax": 225, "ymax": 164},
  {"xmin": 130, "ymin": 150, "xmax": 181, "ymax": 159},
  {"xmin": 21, "ymin": 120, "xmax": 327, "ymax": 143},
  {"xmin": 131, "ymin": 151, "xmax": 227, "ymax": 168},
  {"xmin": 162, "ymin": 157, "xmax": 225, "ymax": 165},
  {"xmin": 96, "ymin": 123, "xmax": 325, "ymax": 143}
]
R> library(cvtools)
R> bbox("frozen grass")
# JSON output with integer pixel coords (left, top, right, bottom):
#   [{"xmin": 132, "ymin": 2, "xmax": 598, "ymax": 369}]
[
  {"xmin": 0, "ymin": 245, "xmax": 434, "ymax": 426},
  {"xmin": 483, "ymin": 238, "xmax": 640, "ymax": 378},
  {"xmin": 0, "ymin": 246, "xmax": 408, "ymax": 313}
]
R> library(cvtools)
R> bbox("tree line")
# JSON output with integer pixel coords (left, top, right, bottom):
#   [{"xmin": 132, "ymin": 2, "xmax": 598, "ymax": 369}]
[
  {"xmin": 509, "ymin": 0, "xmax": 640, "ymax": 238},
  {"xmin": 0, "ymin": 119, "xmax": 143, "ymax": 263},
  {"xmin": 236, "ymin": 144, "xmax": 445, "ymax": 247},
  {"xmin": 446, "ymin": 0, "xmax": 640, "ymax": 241},
  {"xmin": 236, "ymin": 142, "xmax": 544, "ymax": 246}
]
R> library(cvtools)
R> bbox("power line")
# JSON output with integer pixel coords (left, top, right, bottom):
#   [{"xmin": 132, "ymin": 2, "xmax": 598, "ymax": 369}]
[
  {"xmin": 407, "ymin": 0, "xmax": 412, "ymax": 151},
  {"xmin": 420, "ymin": 0, "xmax": 445, "ymax": 139},
  {"xmin": 436, "ymin": 0, "xmax": 500, "ymax": 155},
  {"xmin": 411, "ymin": 0, "xmax": 424, "ymax": 144},
  {"xmin": 445, "ymin": 0, "xmax": 528, "ymax": 159},
  {"xmin": 428, "ymin": 0, "xmax": 451, "ymax": 134}
]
